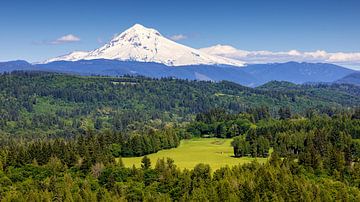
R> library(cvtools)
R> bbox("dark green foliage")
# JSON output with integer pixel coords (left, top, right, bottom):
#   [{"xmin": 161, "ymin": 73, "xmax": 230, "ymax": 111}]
[
  {"xmin": 141, "ymin": 156, "xmax": 151, "ymax": 169},
  {"xmin": 353, "ymin": 107, "xmax": 360, "ymax": 119},
  {"xmin": 0, "ymin": 71, "xmax": 359, "ymax": 140},
  {"xmin": 109, "ymin": 143, "xmax": 121, "ymax": 157},
  {"xmin": 256, "ymin": 136, "xmax": 270, "ymax": 157},
  {"xmin": 1, "ymin": 155, "xmax": 360, "ymax": 201},
  {"xmin": 229, "ymin": 112, "xmax": 360, "ymax": 172},
  {"xmin": 1, "ymin": 126, "xmax": 180, "ymax": 172},
  {"xmin": 278, "ymin": 106, "xmax": 292, "ymax": 120},
  {"xmin": 231, "ymin": 136, "xmax": 250, "ymax": 157},
  {"xmin": 0, "ymin": 72, "xmax": 360, "ymax": 201},
  {"xmin": 188, "ymin": 109, "xmax": 253, "ymax": 138}
]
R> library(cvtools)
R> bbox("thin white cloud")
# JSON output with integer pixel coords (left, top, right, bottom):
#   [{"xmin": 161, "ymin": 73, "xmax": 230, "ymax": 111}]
[
  {"xmin": 199, "ymin": 45, "xmax": 360, "ymax": 70},
  {"xmin": 170, "ymin": 34, "xmax": 187, "ymax": 41},
  {"xmin": 51, "ymin": 34, "xmax": 80, "ymax": 44},
  {"xmin": 97, "ymin": 37, "xmax": 103, "ymax": 44}
]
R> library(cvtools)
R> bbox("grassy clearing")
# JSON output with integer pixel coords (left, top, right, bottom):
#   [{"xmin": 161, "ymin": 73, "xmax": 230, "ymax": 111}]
[
  {"xmin": 32, "ymin": 97, "xmax": 77, "ymax": 114},
  {"xmin": 122, "ymin": 138, "xmax": 270, "ymax": 171}
]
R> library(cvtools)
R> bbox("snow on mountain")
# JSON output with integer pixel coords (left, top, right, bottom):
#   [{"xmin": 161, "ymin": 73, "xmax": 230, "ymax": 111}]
[
  {"xmin": 44, "ymin": 51, "xmax": 89, "ymax": 63},
  {"xmin": 45, "ymin": 24, "xmax": 244, "ymax": 67}
]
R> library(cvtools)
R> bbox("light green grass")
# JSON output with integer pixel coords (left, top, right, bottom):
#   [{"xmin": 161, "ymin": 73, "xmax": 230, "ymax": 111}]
[
  {"xmin": 354, "ymin": 139, "xmax": 360, "ymax": 143},
  {"xmin": 122, "ymin": 138, "xmax": 270, "ymax": 171}
]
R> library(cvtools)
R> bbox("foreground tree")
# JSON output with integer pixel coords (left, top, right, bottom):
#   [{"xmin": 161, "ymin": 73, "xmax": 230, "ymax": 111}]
[{"xmin": 141, "ymin": 156, "xmax": 151, "ymax": 169}]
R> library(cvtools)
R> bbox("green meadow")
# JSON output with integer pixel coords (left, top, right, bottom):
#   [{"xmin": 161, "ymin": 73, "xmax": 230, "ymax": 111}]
[{"xmin": 122, "ymin": 138, "xmax": 270, "ymax": 170}]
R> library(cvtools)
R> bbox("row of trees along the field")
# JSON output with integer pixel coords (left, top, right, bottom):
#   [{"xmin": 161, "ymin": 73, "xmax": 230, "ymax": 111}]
[
  {"xmin": 1, "ymin": 126, "xmax": 180, "ymax": 171},
  {"xmin": 188, "ymin": 109, "xmax": 360, "ymax": 174}
]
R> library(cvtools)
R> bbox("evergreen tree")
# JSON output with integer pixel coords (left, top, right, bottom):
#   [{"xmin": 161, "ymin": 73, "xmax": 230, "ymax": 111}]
[{"xmin": 141, "ymin": 156, "xmax": 151, "ymax": 169}]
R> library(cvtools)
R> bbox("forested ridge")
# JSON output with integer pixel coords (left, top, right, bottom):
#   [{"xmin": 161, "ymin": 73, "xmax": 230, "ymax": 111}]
[
  {"xmin": 0, "ymin": 71, "xmax": 359, "ymax": 138},
  {"xmin": 0, "ymin": 71, "xmax": 360, "ymax": 201}
]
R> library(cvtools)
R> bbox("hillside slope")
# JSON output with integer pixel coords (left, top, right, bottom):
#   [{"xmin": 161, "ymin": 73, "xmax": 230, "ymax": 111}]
[{"xmin": 0, "ymin": 72, "xmax": 359, "ymax": 138}]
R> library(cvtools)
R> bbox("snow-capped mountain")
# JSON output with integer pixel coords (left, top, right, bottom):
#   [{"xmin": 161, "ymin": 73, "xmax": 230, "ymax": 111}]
[
  {"xmin": 46, "ymin": 24, "xmax": 244, "ymax": 67},
  {"xmin": 45, "ymin": 51, "xmax": 89, "ymax": 63}
]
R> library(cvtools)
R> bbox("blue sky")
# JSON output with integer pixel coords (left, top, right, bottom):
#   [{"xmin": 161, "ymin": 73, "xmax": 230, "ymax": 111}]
[{"xmin": 1, "ymin": 0, "xmax": 360, "ymax": 63}]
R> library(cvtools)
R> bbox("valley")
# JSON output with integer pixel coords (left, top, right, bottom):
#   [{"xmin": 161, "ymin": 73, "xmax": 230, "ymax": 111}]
[
  {"xmin": 1, "ymin": 3, "xmax": 360, "ymax": 200},
  {"xmin": 0, "ymin": 72, "xmax": 359, "ymax": 201}
]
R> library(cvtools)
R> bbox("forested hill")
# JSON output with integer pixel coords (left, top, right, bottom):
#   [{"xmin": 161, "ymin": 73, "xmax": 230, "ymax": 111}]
[
  {"xmin": 1, "ymin": 71, "xmax": 360, "ymax": 201},
  {"xmin": 0, "ymin": 71, "xmax": 359, "ymax": 137}
]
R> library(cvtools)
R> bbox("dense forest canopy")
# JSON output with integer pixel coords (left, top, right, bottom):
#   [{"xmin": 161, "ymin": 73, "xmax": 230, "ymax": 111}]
[
  {"xmin": 0, "ymin": 71, "xmax": 360, "ymax": 201},
  {"xmin": 1, "ymin": 108, "xmax": 360, "ymax": 201},
  {"xmin": 0, "ymin": 71, "xmax": 359, "ymax": 139}
]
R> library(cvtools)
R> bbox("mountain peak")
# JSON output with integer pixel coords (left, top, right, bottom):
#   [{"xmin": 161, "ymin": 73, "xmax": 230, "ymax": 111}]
[
  {"xmin": 128, "ymin": 24, "xmax": 155, "ymax": 31},
  {"xmin": 131, "ymin": 23, "xmax": 146, "ymax": 29},
  {"xmin": 121, "ymin": 24, "xmax": 162, "ymax": 37},
  {"xmin": 107, "ymin": 24, "xmax": 162, "ymax": 49},
  {"xmin": 45, "ymin": 24, "xmax": 244, "ymax": 67}
]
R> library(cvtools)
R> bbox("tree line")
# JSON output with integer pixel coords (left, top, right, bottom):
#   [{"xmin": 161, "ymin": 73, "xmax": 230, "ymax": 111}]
[{"xmin": 1, "ymin": 126, "xmax": 180, "ymax": 172}]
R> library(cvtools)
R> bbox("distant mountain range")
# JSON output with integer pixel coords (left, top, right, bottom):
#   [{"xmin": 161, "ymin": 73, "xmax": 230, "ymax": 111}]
[
  {"xmin": 335, "ymin": 72, "xmax": 360, "ymax": 86},
  {"xmin": 242, "ymin": 62, "xmax": 355, "ymax": 85},
  {"xmin": 0, "ymin": 60, "xmax": 33, "ymax": 72},
  {"xmin": 0, "ymin": 24, "xmax": 358, "ymax": 87},
  {"xmin": 0, "ymin": 59, "xmax": 357, "ymax": 87}
]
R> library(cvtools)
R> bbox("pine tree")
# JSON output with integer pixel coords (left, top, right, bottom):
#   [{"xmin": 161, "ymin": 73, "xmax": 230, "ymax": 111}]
[{"xmin": 141, "ymin": 156, "xmax": 151, "ymax": 169}]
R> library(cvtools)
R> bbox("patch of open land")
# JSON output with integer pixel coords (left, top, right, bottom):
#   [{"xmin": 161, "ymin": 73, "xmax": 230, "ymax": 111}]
[{"xmin": 122, "ymin": 138, "xmax": 270, "ymax": 171}]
